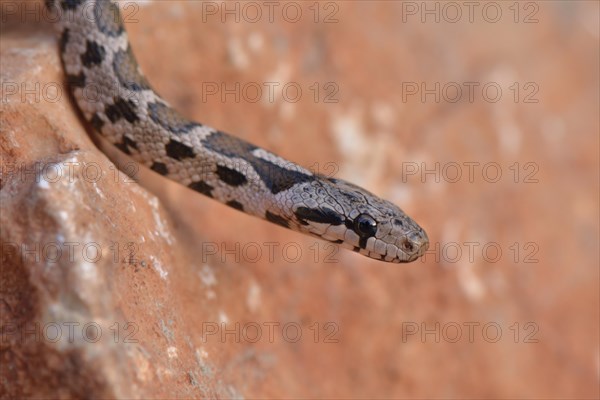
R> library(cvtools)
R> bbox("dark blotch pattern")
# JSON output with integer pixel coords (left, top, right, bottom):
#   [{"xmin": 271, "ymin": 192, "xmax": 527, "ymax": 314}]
[
  {"xmin": 44, "ymin": 0, "xmax": 56, "ymax": 11},
  {"xmin": 202, "ymin": 130, "xmax": 257, "ymax": 158},
  {"xmin": 216, "ymin": 165, "xmax": 247, "ymax": 187},
  {"xmin": 61, "ymin": 0, "xmax": 83, "ymax": 10},
  {"xmin": 264, "ymin": 168, "xmax": 313, "ymax": 194},
  {"xmin": 202, "ymin": 131, "xmax": 315, "ymax": 194},
  {"xmin": 66, "ymin": 72, "xmax": 86, "ymax": 88},
  {"xmin": 148, "ymin": 101, "xmax": 201, "ymax": 134},
  {"xmin": 165, "ymin": 139, "xmax": 195, "ymax": 160},
  {"xmin": 94, "ymin": 0, "xmax": 124, "ymax": 36},
  {"xmin": 105, "ymin": 98, "xmax": 138, "ymax": 123},
  {"xmin": 265, "ymin": 211, "xmax": 289, "ymax": 228},
  {"xmin": 226, "ymin": 200, "xmax": 244, "ymax": 211},
  {"xmin": 294, "ymin": 206, "xmax": 343, "ymax": 226},
  {"xmin": 89, "ymin": 114, "xmax": 104, "ymax": 131},
  {"xmin": 189, "ymin": 181, "xmax": 213, "ymax": 197},
  {"xmin": 114, "ymin": 136, "xmax": 138, "ymax": 155},
  {"xmin": 59, "ymin": 28, "xmax": 69, "ymax": 53},
  {"xmin": 113, "ymin": 46, "xmax": 151, "ymax": 91},
  {"xmin": 150, "ymin": 162, "xmax": 168, "ymax": 175},
  {"xmin": 124, "ymin": 136, "xmax": 138, "ymax": 150},
  {"xmin": 81, "ymin": 40, "xmax": 106, "ymax": 67}
]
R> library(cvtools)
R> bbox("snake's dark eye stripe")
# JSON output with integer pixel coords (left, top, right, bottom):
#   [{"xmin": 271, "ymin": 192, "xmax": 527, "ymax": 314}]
[
  {"xmin": 354, "ymin": 214, "xmax": 377, "ymax": 237},
  {"xmin": 358, "ymin": 236, "xmax": 369, "ymax": 249},
  {"xmin": 294, "ymin": 207, "xmax": 343, "ymax": 225}
]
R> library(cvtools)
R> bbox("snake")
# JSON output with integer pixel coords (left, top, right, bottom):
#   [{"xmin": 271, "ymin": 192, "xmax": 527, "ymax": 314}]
[{"xmin": 45, "ymin": 0, "xmax": 429, "ymax": 263}]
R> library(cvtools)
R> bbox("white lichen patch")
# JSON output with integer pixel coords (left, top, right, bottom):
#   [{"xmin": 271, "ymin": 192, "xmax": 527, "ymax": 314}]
[
  {"xmin": 148, "ymin": 196, "xmax": 174, "ymax": 245},
  {"xmin": 150, "ymin": 255, "xmax": 168, "ymax": 280},
  {"xmin": 457, "ymin": 263, "xmax": 485, "ymax": 301},
  {"xmin": 246, "ymin": 280, "xmax": 261, "ymax": 313},
  {"xmin": 227, "ymin": 37, "xmax": 249, "ymax": 69},
  {"xmin": 263, "ymin": 62, "xmax": 292, "ymax": 106},
  {"xmin": 167, "ymin": 346, "xmax": 178, "ymax": 359},
  {"xmin": 248, "ymin": 32, "xmax": 264, "ymax": 53},
  {"xmin": 218, "ymin": 311, "xmax": 229, "ymax": 324},
  {"xmin": 330, "ymin": 106, "xmax": 389, "ymax": 189},
  {"xmin": 198, "ymin": 264, "xmax": 217, "ymax": 287}
]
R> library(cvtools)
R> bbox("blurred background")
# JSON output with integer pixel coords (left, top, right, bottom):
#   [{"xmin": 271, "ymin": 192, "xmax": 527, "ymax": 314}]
[
  {"xmin": 127, "ymin": 1, "xmax": 599, "ymax": 398},
  {"xmin": 2, "ymin": 0, "xmax": 598, "ymax": 398}
]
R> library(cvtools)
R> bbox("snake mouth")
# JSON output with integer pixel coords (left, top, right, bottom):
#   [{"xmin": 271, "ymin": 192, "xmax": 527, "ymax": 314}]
[{"xmin": 332, "ymin": 228, "xmax": 429, "ymax": 263}]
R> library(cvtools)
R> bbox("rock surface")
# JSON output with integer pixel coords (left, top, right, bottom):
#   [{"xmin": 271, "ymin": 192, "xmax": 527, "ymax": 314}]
[{"xmin": 1, "ymin": 0, "xmax": 598, "ymax": 398}]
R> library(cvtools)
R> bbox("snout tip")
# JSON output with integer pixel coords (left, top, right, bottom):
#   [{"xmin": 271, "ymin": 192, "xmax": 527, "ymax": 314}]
[{"xmin": 406, "ymin": 229, "xmax": 429, "ymax": 262}]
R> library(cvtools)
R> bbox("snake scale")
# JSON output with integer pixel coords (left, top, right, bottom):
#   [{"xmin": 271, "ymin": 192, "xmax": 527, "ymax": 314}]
[{"xmin": 46, "ymin": 0, "xmax": 429, "ymax": 263}]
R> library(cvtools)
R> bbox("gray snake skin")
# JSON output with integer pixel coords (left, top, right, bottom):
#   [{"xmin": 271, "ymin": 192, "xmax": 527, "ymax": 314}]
[{"xmin": 47, "ymin": 0, "xmax": 429, "ymax": 263}]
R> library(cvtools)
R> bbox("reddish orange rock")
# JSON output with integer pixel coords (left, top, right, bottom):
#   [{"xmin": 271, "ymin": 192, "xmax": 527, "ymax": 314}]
[{"xmin": 1, "ymin": 1, "xmax": 598, "ymax": 399}]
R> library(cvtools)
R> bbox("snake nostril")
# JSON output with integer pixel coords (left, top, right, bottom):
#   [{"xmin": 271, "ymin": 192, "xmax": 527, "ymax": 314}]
[{"xmin": 401, "ymin": 239, "xmax": 414, "ymax": 252}]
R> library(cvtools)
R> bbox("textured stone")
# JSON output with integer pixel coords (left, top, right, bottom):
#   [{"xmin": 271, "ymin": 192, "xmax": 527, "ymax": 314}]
[{"xmin": 1, "ymin": 1, "xmax": 599, "ymax": 399}]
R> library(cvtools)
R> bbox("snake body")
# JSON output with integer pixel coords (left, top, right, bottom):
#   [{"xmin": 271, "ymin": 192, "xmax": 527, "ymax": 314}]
[{"xmin": 46, "ymin": 0, "xmax": 429, "ymax": 263}]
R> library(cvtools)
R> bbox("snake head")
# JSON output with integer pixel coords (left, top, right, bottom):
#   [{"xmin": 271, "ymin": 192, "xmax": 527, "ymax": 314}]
[{"xmin": 290, "ymin": 177, "xmax": 429, "ymax": 263}]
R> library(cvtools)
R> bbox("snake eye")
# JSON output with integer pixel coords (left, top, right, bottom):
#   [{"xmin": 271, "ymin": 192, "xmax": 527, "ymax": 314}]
[{"xmin": 354, "ymin": 214, "xmax": 377, "ymax": 237}]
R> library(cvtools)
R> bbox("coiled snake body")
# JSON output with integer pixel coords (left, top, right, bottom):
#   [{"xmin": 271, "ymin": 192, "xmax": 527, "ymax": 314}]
[{"xmin": 47, "ymin": 0, "xmax": 429, "ymax": 263}]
